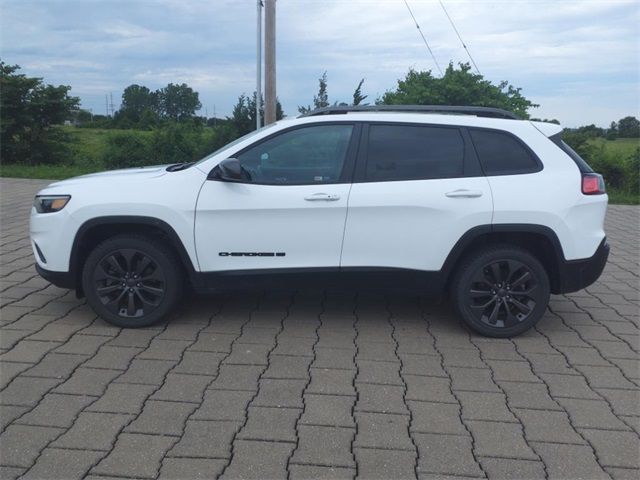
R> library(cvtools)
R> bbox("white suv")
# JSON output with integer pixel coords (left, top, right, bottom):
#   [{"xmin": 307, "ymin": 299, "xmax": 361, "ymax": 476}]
[{"xmin": 30, "ymin": 105, "xmax": 609, "ymax": 337}]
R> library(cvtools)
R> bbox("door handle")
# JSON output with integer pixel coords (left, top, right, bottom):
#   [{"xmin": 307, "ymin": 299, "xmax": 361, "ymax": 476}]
[
  {"xmin": 304, "ymin": 193, "xmax": 341, "ymax": 201},
  {"xmin": 445, "ymin": 189, "xmax": 483, "ymax": 198}
]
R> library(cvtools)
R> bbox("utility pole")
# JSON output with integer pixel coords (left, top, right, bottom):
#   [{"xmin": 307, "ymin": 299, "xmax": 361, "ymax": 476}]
[
  {"xmin": 264, "ymin": 0, "xmax": 276, "ymax": 125},
  {"xmin": 256, "ymin": 0, "xmax": 263, "ymax": 129}
]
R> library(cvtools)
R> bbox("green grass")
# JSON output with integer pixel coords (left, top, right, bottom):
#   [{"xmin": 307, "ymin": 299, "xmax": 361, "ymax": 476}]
[
  {"xmin": 62, "ymin": 126, "xmax": 154, "ymax": 170},
  {"xmin": 0, "ymin": 163, "xmax": 101, "ymax": 180},
  {"xmin": 0, "ymin": 126, "xmax": 155, "ymax": 180},
  {"xmin": 607, "ymin": 190, "xmax": 639, "ymax": 205},
  {"xmin": 2, "ymin": 128, "xmax": 638, "ymax": 204},
  {"xmin": 585, "ymin": 137, "xmax": 639, "ymax": 204},
  {"xmin": 587, "ymin": 137, "xmax": 640, "ymax": 156}
]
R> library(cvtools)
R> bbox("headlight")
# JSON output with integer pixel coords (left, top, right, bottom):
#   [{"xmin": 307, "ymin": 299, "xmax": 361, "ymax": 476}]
[{"xmin": 33, "ymin": 195, "xmax": 71, "ymax": 213}]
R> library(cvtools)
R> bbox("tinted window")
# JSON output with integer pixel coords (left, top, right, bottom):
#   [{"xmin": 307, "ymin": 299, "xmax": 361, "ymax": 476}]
[
  {"xmin": 366, "ymin": 125, "xmax": 465, "ymax": 181},
  {"xmin": 236, "ymin": 124, "xmax": 353, "ymax": 184},
  {"xmin": 470, "ymin": 129, "xmax": 539, "ymax": 175}
]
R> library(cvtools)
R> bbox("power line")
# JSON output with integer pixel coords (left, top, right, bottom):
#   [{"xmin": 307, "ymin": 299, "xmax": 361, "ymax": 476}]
[
  {"xmin": 439, "ymin": 0, "xmax": 481, "ymax": 75},
  {"xmin": 402, "ymin": 0, "xmax": 443, "ymax": 76}
]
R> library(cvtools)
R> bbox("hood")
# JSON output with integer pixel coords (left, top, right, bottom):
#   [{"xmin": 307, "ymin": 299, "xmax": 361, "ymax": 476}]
[{"xmin": 44, "ymin": 164, "xmax": 170, "ymax": 190}]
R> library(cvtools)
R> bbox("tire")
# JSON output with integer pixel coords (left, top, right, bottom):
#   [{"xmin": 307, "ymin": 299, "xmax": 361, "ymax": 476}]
[
  {"xmin": 82, "ymin": 234, "xmax": 183, "ymax": 328},
  {"xmin": 450, "ymin": 245, "xmax": 550, "ymax": 337}
]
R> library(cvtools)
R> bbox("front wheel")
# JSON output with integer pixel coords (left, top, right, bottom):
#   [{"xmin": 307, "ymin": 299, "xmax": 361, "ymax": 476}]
[
  {"xmin": 82, "ymin": 234, "xmax": 183, "ymax": 328},
  {"xmin": 450, "ymin": 245, "xmax": 550, "ymax": 337}
]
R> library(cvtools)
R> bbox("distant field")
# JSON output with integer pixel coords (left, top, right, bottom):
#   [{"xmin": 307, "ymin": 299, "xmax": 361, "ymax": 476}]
[
  {"xmin": 1, "ymin": 130, "xmax": 638, "ymax": 204},
  {"xmin": 64, "ymin": 126, "xmax": 154, "ymax": 170},
  {"xmin": 588, "ymin": 137, "xmax": 640, "ymax": 156},
  {"xmin": 0, "ymin": 127, "xmax": 154, "ymax": 179},
  {"xmin": 584, "ymin": 137, "xmax": 639, "ymax": 205}
]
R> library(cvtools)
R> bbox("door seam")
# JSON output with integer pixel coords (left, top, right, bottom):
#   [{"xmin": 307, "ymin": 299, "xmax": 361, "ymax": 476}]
[{"xmin": 338, "ymin": 183, "xmax": 354, "ymax": 268}]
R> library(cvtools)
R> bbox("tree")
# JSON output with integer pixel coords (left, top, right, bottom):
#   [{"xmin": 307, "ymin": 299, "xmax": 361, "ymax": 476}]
[
  {"xmin": 74, "ymin": 109, "xmax": 93, "ymax": 125},
  {"xmin": 248, "ymin": 92, "xmax": 283, "ymax": 128},
  {"xmin": 314, "ymin": 71, "xmax": 329, "ymax": 109},
  {"xmin": 352, "ymin": 78, "xmax": 367, "ymax": 106},
  {"xmin": 157, "ymin": 83, "xmax": 201, "ymax": 121},
  {"xmin": 114, "ymin": 82, "xmax": 201, "ymax": 127},
  {"xmin": 1, "ymin": 61, "xmax": 80, "ymax": 164},
  {"xmin": 606, "ymin": 121, "xmax": 618, "ymax": 140},
  {"xmin": 617, "ymin": 116, "xmax": 640, "ymax": 138},
  {"xmin": 230, "ymin": 92, "xmax": 284, "ymax": 136},
  {"xmin": 138, "ymin": 108, "xmax": 161, "ymax": 130},
  {"xmin": 230, "ymin": 94, "xmax": 253, "ymax": 136},
  {"xmin": 574, "ymin": 124, "xmax": 606, "ymax": 138},
  {"xmin": 380, "ymin": 62, "xmax": 538, "ymax": 119},
  {"xmin": 118, "ymin": 84, "xmax": 158, "ymax": 123},
  {"xmin": 298, "ymin": 71, "xmax": 330, "ymax": 113}
]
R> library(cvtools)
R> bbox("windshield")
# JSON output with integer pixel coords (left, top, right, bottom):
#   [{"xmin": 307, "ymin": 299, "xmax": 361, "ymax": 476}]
[{"xmin": 194, "ymin": 123, "xmax": 278, "ymax": 167}]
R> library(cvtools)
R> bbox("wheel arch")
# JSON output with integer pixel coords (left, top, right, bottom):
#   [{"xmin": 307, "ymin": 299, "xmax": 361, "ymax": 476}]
[
  {"xmin": 442, "ymin": 224, "xmax": 566, "ymax": 294},
  {"xmin": 70, "ymin": 216, "xmax": 197, "ymax": 295}
]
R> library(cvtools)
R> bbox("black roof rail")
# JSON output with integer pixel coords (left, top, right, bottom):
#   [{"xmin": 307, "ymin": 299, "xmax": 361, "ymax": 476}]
[{"xmin": 298, "ymin": 105, "xmax": 520, "ymax": 120}]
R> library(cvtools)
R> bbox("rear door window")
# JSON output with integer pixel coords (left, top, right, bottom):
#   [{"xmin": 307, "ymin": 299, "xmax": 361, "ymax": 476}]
[
  {"xmin": 470, "ymin": 129, "xmax": 540, "ymax": 175},
  {"xmin": 365, "ymin": 124, "xmax": 465, "ymax": 181}
]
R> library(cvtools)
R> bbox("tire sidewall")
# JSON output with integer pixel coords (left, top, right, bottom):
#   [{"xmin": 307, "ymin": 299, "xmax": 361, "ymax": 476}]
[
  {"xmin": 452, "ymin": 248, "xmax": 550, "ymax": 337},
  {"xmin": 82, "ymin": 236, "xmax": 181, "ymax": 328}
]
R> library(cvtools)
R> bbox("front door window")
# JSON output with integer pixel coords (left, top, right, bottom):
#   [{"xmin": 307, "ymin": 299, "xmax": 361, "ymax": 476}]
[{"xmin": 236, "ymin": 124, "xmax": 354, "ymax": 185}]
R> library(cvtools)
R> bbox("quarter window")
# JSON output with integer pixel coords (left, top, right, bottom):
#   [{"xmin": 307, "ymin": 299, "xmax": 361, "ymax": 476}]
[
  {"xmin": 470, "ymin": 129, "xmax": 539, "ymax": 175},
  {"xmin": 236, "ymin": 124, "xmax": 353, "ymax": 185},
  {"xmin": 365, "ymin": 125, "xmax": 465, "ymax": 181}
]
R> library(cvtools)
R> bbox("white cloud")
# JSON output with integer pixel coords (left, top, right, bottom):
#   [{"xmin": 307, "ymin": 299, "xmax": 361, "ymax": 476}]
[{"xmin": 0, "ymin": 0, "xmax": 638, "ymax": 126}]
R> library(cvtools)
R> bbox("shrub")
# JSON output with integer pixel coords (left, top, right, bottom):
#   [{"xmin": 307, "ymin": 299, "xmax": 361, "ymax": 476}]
[
  {"xmin": 580, "ymin": 141, "xmax": 639, "ymax": 196},
  {"xmin": 150, "ymin": 122, "xmax": 204, "ymax": 165},
  {"xmin": 202, "ymin": 123, "xmax": 241, "ymax": 155},
  {"xmin": 624, "ymin": 148, "xmax": 639, "ymax": 196},
  {"xmin": 102, "ymin": 132, "xmax": 152, "ymax": 169},
  {"xmin": 100, "ymin": 123, "xmax": 244, "ymax": 170}
]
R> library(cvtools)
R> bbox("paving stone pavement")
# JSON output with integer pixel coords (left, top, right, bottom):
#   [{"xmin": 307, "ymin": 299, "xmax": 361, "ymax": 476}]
[{"xmin": 1, "ymin": 178, "xmax": 638, "ymax": 480}]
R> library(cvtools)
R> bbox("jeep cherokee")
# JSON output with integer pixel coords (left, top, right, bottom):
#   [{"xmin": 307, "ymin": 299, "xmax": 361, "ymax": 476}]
[{"xmin": 30, "ymin": 105, "xmax": 609, "ymax": 337}]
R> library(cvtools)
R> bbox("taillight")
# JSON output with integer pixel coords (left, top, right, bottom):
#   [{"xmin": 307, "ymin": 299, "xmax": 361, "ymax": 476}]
[{"xmin": 582, "ymin": 173, "xmax": 605, "ymax": 195}]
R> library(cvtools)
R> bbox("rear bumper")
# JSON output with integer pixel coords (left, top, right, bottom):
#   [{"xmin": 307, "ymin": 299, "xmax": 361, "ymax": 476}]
[
  {"xmin": 556, "ymin": 238, "xmax": 609, "ymax": 294},
  {"xmin": 35, "ymin": 264, "xmax": 75, "ymax": 290}
]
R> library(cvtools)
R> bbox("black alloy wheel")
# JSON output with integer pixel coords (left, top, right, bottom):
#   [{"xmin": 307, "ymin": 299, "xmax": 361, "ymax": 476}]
[
  {"xmin": 82, "ymin": 234, "xmax": 182, "ymax": 328},
  {"xmin": 93, "ymin": 249, "xmax": 166, "ymax": 318},
  {"xmin": 451, "ymin": 245, "xmax": 550, "ymax": 337},
  {"xmin": 468, "ymin": 259, "xmax": 542, "ymax": 328}
]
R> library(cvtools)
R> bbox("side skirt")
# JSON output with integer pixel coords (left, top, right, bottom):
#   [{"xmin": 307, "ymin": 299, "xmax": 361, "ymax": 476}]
[{"xmin": 191, "ymin": 267, "xmax": 446, "ymax": 296}]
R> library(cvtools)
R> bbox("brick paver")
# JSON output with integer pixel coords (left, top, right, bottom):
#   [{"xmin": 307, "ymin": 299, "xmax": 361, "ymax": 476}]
[{"xmin": 1, "ymin": 178, "xmax": 639, "ymax": 479}]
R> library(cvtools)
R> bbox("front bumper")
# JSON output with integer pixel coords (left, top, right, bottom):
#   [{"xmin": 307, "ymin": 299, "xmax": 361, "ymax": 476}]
[
  {"xmin": 35, "ymin": 264, "xmax": 75, "ymax": 290},
  {"xmin": 556, "ymin": 238, "xmax": 609, "ymax": 294}
]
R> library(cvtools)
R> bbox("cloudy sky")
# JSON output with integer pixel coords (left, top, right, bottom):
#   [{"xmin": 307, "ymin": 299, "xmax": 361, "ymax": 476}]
[{"xmin": 1, "ymin": 0, "xmax": 638, "ymax": 126}]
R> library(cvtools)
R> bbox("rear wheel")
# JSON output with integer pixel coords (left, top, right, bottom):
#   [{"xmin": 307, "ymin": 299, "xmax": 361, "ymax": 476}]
[
  {"xmin": 451, "ymin": 245, "xmax": 550, "ymax": 337},
  {"xmin": 82, "ymin": 234, "xmax": 183, "ymax": 328}
]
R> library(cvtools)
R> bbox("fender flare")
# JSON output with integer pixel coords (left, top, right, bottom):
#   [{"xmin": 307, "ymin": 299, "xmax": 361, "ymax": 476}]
[
  {"xmin": 440, "ymin": 223, "xmax": 566, "ymax": 286},
  {"xmin": 69, "ymin": 215, "xmax": 197, "ymax": 285}
]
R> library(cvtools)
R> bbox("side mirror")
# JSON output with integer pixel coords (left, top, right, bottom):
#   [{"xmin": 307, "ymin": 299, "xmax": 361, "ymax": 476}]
[{"xmin": 209, "ymin": 158, "xmax": 245, "ymax": 182}]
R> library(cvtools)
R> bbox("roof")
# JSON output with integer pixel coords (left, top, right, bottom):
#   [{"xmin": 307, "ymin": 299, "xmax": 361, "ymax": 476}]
[{"xmin": 298, "ymin": 105, "xmax": 520, "ymax": 120}]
